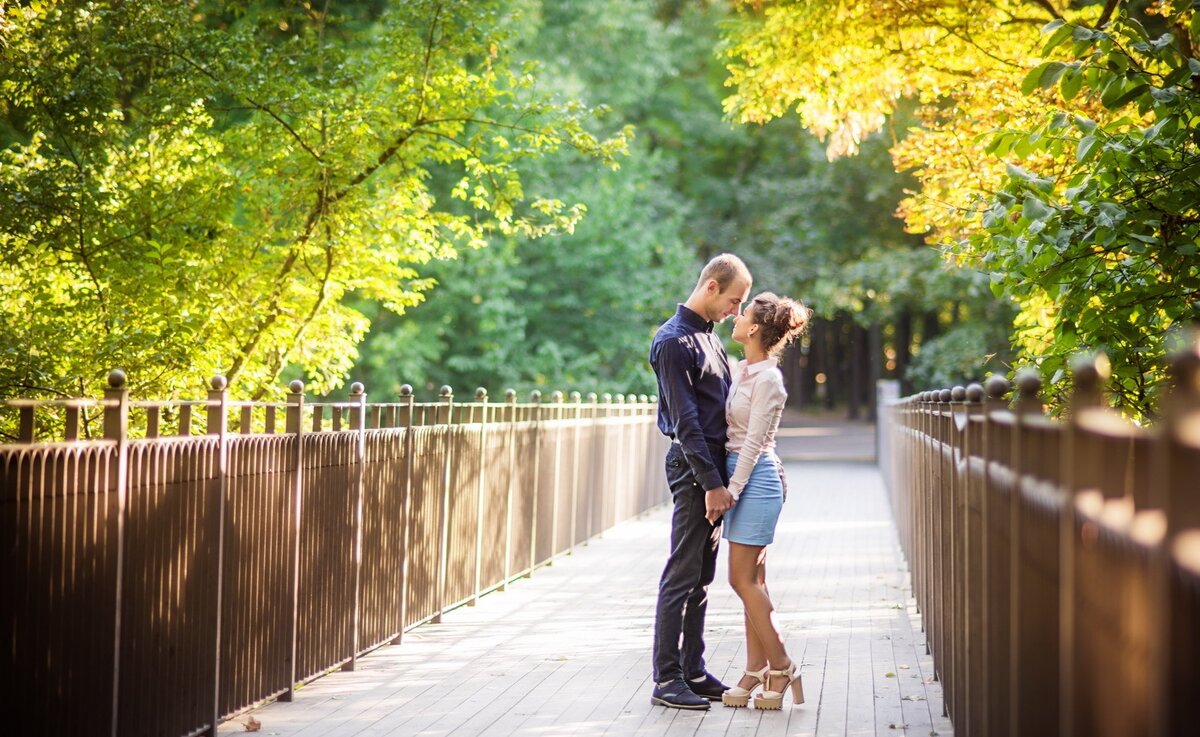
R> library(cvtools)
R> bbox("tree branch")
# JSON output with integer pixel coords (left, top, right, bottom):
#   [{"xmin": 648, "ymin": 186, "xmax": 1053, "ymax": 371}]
[
  {"xmin": 1095, "ymin": 0, "xmax": 1121, "ymax": 29},
  {"xmin": 1028, "ymin": 0, "xmax": 1064, "ymax": 21},
  {"xmin": 416, "ymin": 2, "xmax": 445, "ymax": 124},
  {"xmin": 155, "ymin": 45, "xmax": 324, "ymax": 163}
]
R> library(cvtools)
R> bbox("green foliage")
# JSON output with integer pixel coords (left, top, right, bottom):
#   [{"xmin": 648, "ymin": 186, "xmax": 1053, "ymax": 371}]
[
  {"xmin": 974, "ymin": 9, "xmax": 1200, "ymax": 417},
  {"xmin": 350, "ymin": 0, "xmax": 1010, "ymax": 399},
  {"xmin": 2, "ymin": 0, "xmax": 1011, "ymax": 414},
  {"xmin": 351, "ymin": 0, "xmax": 694, "ymax": 398},
  {"xmin": 0, "ymin": 0, "xmax": 627, "ymax": 405},
  {"xmin": 907, "ymin": 321, "xmax": 1011, "ymax": 392}
]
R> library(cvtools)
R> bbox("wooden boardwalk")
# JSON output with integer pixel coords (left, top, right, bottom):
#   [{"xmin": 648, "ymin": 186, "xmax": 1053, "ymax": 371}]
[{"xmin": 218, "ymin": 461, "xmax": 953, "ymax": 737}]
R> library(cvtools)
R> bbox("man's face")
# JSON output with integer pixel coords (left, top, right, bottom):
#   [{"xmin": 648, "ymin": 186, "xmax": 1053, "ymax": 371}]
[{"xmin": 706, "ymin": 278, "xmax": 750, "ymax": 323}]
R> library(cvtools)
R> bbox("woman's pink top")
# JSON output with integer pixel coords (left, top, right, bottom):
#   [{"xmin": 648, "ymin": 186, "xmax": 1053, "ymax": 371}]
[{"xmin": 724, "ymin": 357, "xmax": 788, "ymax": 500}]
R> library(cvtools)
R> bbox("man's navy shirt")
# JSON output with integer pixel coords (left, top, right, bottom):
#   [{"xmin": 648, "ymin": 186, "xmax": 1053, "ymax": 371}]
[{"xmin": 649, "ymin": 304, "xmax": 731, "ymax": 491}]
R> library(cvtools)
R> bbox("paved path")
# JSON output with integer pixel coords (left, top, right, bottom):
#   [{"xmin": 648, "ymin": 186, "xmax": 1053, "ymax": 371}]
[
  {"xmin": 219, "ymin": 461, "xmax": 951, "ymax": 737},
  {"xmin": 774, "ymin": 411, "xmax": 876, "ymax": 463}
]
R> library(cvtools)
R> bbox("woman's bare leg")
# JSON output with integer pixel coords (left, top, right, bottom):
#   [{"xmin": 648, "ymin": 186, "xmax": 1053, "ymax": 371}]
[{"xmin": 728, "ymin": 541, "xmax": 791, "ymax": 689}]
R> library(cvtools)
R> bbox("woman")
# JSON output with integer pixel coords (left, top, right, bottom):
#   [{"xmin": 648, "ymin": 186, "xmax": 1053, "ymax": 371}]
[{"xmin": 717, "ymin": 292, "xmax": 809, "ymax": 710}]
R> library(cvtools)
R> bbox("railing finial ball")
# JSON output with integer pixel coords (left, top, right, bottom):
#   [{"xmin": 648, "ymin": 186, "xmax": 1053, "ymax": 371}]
[
  {"xmin": 588, "ymin": 392, "xmax": 598, "ymax": 403},
  {"xmin": 570, "ymin": 391, "xmax": 582, "ymax": 403},
  {"xmin": 639, "ymin": 394, "xmax": 649, "ymax": 403},
  {"xmin": 108, "ymin": 369, "xmax": 127, "ymax": 389},
  {"xmin": 938, "ymin": 389, "xmax": 952, "ymax": 403},
  {"xmin": 966, "ymin": 383, "xmax": 984, "ymax": 403},
  {"xmin": 551, "ymin": 390, "xmax": 564, "ymax": 403},
  {"xmin": 951, "ymin": 385, "xmax": 966, "ymax": 402},
  {"xmin": 289, "ymin": 379, "xmax": 305, "ymax": 394},
  {"xmin": 210, "ymin": 375, "xmax": 228, "ymax": 391},
  {"xmin": 505, "ymin": 388, "xmax": 517, "ymax": 401},
  {"xmin": 350, "ymin": 382, "xmax": 365, "ymax": 396},
  {"xmin": 1070, "ymin": 352, "xmax": 1111, "ymax": 386},
  {"xmin": 985, "ymin": 375, "xmax": 1009, "ymax": 399},
  {"xmin": 1016, "ymin": 367, "xmax": 1042, "ymax": 396},
  {"xmin": 530, "ymin": 389, "xmax": 542, "ymax": 403},
  {"xmin": 399, "ymin": 384, "xmax": 413, "ymax": 397},
  {"xmin": 1167, "ymin": 340, "xmax": 1200, "ymax": 387},
  {"xmin": 615, "ymin": 394, "xmax": 625, "ymax": 404},
  {"xmin": 439, "ymin": 385, "xmax": 453, "ymax": 398},
  {"xmin": 475, "ymin": 387, "xmax": 488, "ymax": 401}
]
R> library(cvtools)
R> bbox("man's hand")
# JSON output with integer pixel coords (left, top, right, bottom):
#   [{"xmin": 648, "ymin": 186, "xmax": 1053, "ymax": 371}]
[{"xmin": 704, "ymin": 486, "xmax": 735, "ymax": 524}]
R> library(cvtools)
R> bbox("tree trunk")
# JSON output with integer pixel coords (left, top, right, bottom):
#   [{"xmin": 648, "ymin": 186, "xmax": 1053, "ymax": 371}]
[
  {"xmin": 848, "ymin": 318, "xmax": 865, "ymax": 421},
  {"xmin": 868, "ymin": 320, "xmax": 883, "ymax": 422},
  {"xmin": 923, "ymin": 309, "xmax": 941, "ymax": 343},
  {"xmin": 824, "ymin": 313, "xmax": 842, "ymax": 411},
  {"xmin": 895, "ymin": 310, "xmax": 913, "ymax": 395},
  {"xmin": 799, "ymin": 326, "xmax": 817, "ymax": 408}
]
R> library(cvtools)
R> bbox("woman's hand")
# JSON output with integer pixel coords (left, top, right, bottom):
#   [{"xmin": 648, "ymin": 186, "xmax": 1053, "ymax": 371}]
[{"xmin": 704, "ymin": 486, "xmax": 735, "ymax": 524}]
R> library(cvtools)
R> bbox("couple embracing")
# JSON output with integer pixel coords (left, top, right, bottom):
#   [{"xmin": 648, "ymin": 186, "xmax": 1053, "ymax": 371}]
[{"xmin": 649, "ymin": 254, "xmax": 809, "ymax": 711}]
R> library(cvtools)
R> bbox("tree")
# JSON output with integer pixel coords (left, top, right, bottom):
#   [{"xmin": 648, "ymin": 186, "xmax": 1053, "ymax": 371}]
[
  {"xmin": 0, "ymin": 0, "xmax": 628, "ymax": 417},
  {"xmin": 721, "ymin": 0, "xmax": 1197, "ymax": 418},
  {"xmin": 351, "ymin": 0, "xmax": 699, "ymax": 398},
  {"xmin": 721, "ymin": 0, "xmax": 1118, "ymax": 240},
  {"xmin": 975, "ymin": 7, "xmax": 1200, "ymax": 416}
]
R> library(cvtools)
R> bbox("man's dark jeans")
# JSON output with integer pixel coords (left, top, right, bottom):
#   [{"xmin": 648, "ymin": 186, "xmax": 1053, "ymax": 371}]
[{"xmin": 652, "ymin": 441, "xmax": 726, "ymax": 684}]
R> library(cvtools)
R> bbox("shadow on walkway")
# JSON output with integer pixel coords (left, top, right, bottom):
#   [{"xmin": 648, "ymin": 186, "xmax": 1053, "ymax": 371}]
[{"xmin": 776, "ymin": 409, "xmax": 876, "ymax": 464}]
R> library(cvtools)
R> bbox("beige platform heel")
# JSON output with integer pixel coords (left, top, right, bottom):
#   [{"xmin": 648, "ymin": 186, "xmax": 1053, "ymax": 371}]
[
  {"xmin": 721, "ymin": 665, "xmax": 769, "ymax": 707},
  {"xmin": 754, "ymin": 661, "xmax": 803, "ymax": 709}
]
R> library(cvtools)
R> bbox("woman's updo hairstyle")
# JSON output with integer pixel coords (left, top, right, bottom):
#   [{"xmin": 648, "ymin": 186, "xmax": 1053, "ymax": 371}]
[{"xmin": 748, "ymin": 292, "xmax": 811, "ymax": 356}]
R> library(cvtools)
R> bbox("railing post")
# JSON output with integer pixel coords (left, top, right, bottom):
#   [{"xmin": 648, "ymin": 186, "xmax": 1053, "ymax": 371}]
[
  {"xmin": 586, "ymin": 392, "xmax": 599, "ymax": 544},
  {"xmin": 1163, "ymin": 336, "xmax": 1200, "ymax": 737},
  {"xmin": 281, "ymin": 379, "xmax": 305, "ymax": 702},
  {"xmin": 527, "ymin": 390, "xmax": 542, "ymax": 573},
  {"xmin": 104, "ymin": 369, "xmax": 129, "ymax": 737},
  {"xmin": 1060, "ymin": 354, "xmax": 1109, "ymax": 737},
  {"xmin": 948, "ymin": 384, "xmax": 966, "ymax": 727},
  {"xmin": 346, "ymin": 382, "xmax": 366, "ymax": 670},
  {"xmin": 1009, "ymin": 367, "xmax": 1042, "ymax": 732},
  {"xmin": 569, "ymin": 391, "xmax": 582, "ymax": 550},
  {"xmin": 433, "ymin": 385, "xmax": 453, "ymax": 623},
  {"xmin": 613, "ymin": 393, "xmax": 625, "ymax": 527},
  {"xmin": 963, "ymin": 382, "xmax": 985, "ymax": 737},
  {"xmin": 548, "ymin": 391, "xmax": 564, "ymax": 563},
  {"xmin": 501, "ymin": 389, "xmax": 517, "ymax": 591},
  {"xmin": 205, "ymin": 375, "xmax": 229, "ymax": 735},
  {"xmin": 471, "ymin": 388, "xmax": 488, "ymax": 606},
  {"xmin": 393, "ymin": 384, "xmax": 414, "ymax": 644}
]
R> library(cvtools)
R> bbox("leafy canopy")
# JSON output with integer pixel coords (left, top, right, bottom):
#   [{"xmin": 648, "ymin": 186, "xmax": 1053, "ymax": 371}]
[
  {"xmin": 0, "ymin": 0, "xmax": 628, "ymax": 405},
  {"xmin": 977, "ymin": 7, "xmax": 1200, "ymax": 415},
  {"xmin": 722, "ymin": 0, "xmax": 1200, "ymax": 418}
]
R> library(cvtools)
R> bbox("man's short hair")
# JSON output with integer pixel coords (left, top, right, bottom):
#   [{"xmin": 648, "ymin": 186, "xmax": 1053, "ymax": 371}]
[{"xmin": 698, "ymin": 254, "xmax": 751, "ymax": 292}]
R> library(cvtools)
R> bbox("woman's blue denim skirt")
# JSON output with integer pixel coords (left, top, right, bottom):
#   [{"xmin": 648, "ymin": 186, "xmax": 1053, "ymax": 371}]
[{"xmin": 722, "ymin": 451, "xmax": 785, "ymax": 546}]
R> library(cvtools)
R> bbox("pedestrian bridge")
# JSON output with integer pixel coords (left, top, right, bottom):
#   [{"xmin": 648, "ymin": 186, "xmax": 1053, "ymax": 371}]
[{"xmin": 6, "ymin": 358, "xmax": 1200, "ymax": 737}]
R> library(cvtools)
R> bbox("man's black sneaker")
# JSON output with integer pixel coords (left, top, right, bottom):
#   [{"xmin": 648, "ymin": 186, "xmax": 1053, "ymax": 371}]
[
  {"xmin": 686, "ymin": 671, "xmax": 729, "ymax": 701},
  {"xmin": 651, "ymin": 679, "xmax": 711, "ymax": 710}
]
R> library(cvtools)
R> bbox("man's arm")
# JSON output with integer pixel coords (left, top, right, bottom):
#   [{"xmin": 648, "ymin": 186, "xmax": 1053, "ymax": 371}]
[{"xmin": 653, "ymin": 339, "xmax": 725, "ymax": 493}]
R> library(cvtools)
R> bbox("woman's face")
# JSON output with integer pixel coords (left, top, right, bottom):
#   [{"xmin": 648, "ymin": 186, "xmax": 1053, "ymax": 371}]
[{"xmin": 731, "ymin": 307, "xmax": 755, "ymax": 345}]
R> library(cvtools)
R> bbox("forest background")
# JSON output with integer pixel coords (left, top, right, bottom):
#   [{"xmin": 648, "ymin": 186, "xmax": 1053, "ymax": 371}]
[{"xmin": 2, "ymin": 0, "xmax": 1197, "ymax": 428}]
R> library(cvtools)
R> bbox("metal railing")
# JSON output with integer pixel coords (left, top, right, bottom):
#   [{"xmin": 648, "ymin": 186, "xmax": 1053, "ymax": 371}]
[
  {"xmin": 1, "ymin": 371, "xmax": 668, "ymax": 737},
  {"xmin": 877, "ymin": 345, "xmax": 1200, "ymax": 737}
]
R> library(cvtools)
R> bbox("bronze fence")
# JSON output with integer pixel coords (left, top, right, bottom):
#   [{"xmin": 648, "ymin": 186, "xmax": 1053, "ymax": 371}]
[
  {"xmin": 878, "ymin": 348, "xmax": 1200, "ymax": 737},
  {"xmin": 1, "ymin": 373, "xmax": 669, "ymax": 737}
]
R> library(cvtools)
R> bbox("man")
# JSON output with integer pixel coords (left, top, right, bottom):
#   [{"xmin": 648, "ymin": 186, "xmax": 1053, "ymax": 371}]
[{"xmin": 648, "ymin": 254, "xmax": 752, "ymax": 710}]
